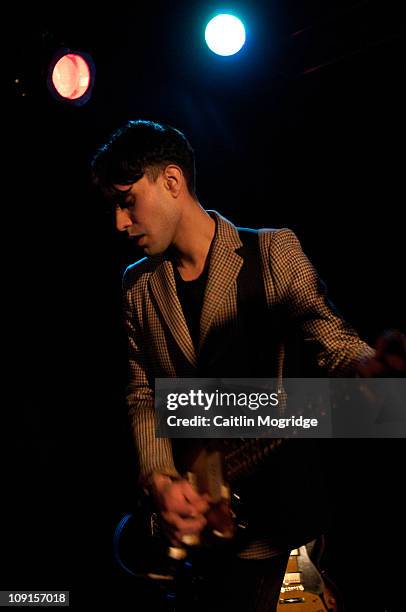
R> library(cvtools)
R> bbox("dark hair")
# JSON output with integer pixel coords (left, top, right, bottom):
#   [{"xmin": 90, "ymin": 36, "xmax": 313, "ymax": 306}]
[{"xmin": 91, "ymin": 120, "xmax": 196, "ymax": 198}]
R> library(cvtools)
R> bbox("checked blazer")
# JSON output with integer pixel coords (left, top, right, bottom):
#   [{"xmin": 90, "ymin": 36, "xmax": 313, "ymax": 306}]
[{"xmin": 122, "ymin": 210, "xmax": 374, "ymax": 483}]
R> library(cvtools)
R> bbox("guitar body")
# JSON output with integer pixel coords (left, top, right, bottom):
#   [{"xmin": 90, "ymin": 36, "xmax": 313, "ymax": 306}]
[
  {"xmin": 278, "ymin": 591, "xmax": 336, "ymax": 612},
  {"xmin": 277, "ymin": 543, "xmax": 340, "ymax": 611},
  {"xmin": 114, "ymin": 439, "xmax": 279, "ymax": 584},
  {"xmin": 115, "ymin": 439, "xmax": 342, "ymax": 610}
]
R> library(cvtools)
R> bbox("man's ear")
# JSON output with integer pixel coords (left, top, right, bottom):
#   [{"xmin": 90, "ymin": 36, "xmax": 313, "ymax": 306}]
[{"xmin": 162, "ymin": 164, "xmax": 183, "ymax": 197}]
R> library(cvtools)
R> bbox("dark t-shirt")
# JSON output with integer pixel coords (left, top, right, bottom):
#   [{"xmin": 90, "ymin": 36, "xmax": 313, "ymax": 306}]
[
  {"xmin": 173, "ymin": 222, "xmax": 216, "ymax": 350},
  {"xmin": 173, "ymin": 257, "xmax": 209, "ymax": 350}
]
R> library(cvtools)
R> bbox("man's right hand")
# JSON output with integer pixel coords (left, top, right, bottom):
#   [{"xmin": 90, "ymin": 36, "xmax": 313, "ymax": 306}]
[{"xmin": 147, "ymin": 473, "xmax": 211, "ymax": 546}]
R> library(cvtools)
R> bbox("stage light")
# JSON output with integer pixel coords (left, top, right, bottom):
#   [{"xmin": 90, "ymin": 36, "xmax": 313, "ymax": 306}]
[
  {"xmin": 205, "ymin": 14, "xmax": 246, "ymax": 56},
  {"xmin": 47, "ymin": 50, "xmax": 95, "ymax": 106}
]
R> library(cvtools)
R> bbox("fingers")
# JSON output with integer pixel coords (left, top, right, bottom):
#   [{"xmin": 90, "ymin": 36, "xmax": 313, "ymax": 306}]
[
  {"xmin": 357, "ymin": 357, "xmax": 387, "ymax": 377},
  {"xmin": 360, "ymin": 353, "xmax": 406, "ymax": 376},
  {"xmin": 162, "ymin": 511, "xmax": 207, "ymax": 533},
  {"xmin": 179, "ymin": 481, "xmax": 211, "ymax": 506},
  {"xmin": 376, "ymin": 330, "xmax": 406, "ymax": 373},
  {"xmin": 161, "ymin": 511, "xmax": 207, "ymax": 546},
  {"xmin": 357, "ymin": 330, "xmax": 406, "ymax": 377},
  {"xmin": 154, "ymin": 479, "xmax": 212, "ymax": 545},
  {"xmin": 168, "ymin": 481, "xmax": 211, "ymax": 515}
]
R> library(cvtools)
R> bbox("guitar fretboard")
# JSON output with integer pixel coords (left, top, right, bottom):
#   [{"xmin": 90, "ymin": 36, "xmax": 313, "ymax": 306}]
[{"xmin": 221, "ymin": 438, "xmax": 283, "ymax": 482}]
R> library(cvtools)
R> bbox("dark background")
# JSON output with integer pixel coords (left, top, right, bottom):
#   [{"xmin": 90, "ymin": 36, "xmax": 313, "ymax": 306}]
[{"xmin": 5, "ymin": 1, "xmax": 405, "ymax": 609}]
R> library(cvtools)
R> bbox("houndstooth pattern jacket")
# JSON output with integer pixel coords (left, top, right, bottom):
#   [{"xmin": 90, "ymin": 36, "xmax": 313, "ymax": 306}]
[{"xmin": 123, "ymin": 210, "xmax": 374, "ymax": 483}]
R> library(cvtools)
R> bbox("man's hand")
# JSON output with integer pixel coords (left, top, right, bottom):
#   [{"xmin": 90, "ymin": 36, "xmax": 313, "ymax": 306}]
[
  {"xmin": 147, "ymin": 473, "xmax": 211, "ymax": 546},
  {"xmin": 357, "ymin": 329, "xmax": 406, "ymax": 377}
]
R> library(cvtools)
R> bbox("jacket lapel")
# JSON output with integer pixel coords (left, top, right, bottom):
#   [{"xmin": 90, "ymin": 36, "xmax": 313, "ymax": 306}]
[
  {"xmin": 149, "ymin": 259, "xmax": 198, "ymax": 368},
  {"xmin": 199, "ymin": 212, "xmax": 243, "ymax": 351}
]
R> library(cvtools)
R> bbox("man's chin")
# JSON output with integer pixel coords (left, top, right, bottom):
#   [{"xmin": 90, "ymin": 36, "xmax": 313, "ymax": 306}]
[
  {"xmin": 141, "ymin": 238, "xmax": 172, "ymax": 257},
  {"xmin": 142, "ymin": 244, "xmax": 164, "ymax": 257}
]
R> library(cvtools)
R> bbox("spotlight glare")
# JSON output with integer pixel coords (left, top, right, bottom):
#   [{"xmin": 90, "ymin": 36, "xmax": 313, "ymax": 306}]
[
  {"xmin": 52, "ymin": 54, "xmax": 91, "ymax": 100},
  {"xmin": 205, "ymin": 14, "xmax": 246, "ymax": 56},
  {"xmin": 47, "ymin": 50, "xmax": 95, "ymax": 105}
]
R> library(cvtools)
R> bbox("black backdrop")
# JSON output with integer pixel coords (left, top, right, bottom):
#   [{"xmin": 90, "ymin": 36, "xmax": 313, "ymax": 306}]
[{"xmin": 5, "ymin": 1, "xmax": 405, "ymax": 609}]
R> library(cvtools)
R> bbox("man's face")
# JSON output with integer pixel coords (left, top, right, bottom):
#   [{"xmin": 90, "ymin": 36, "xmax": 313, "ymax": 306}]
[{"xmin": 114, "ymin": 171, "xmax": 181, "ymax": 256}]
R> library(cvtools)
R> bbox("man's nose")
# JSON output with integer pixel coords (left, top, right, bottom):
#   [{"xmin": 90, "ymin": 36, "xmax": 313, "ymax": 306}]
[{"xmin": 115, "ymin": 207, "xmax": 133, "ymax": 232}]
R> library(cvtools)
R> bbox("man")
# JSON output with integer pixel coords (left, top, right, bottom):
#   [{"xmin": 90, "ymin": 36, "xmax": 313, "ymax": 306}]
[{"xmin": 91, "ymin": 120, "xmax": 402, "ymax": 611}]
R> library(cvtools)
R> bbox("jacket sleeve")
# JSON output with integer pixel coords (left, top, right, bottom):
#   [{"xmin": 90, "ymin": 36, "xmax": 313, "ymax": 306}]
[
  {"xmin": 123, "ymin": 278, "xmax": 180, "ymax": 484},
  {"xmin": 269, "ymin": 228, "xmax": 375, "ymax": 373}
]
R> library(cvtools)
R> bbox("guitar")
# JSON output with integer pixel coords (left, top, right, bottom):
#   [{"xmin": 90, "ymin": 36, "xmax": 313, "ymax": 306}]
[
  {"xmin": 114, "ymin": 438, "xmax": 283, "ymax": 584},
  {"xmin": 115, "ymin": 438, "xmax": 342, "ymax": 612},
  {"xmin": 114, "ymin": 513, "xmax": 342, "ymax": 611},
  {"xmin": 277, "ymin": 540, "xmax": 341, "ymax": 611}
]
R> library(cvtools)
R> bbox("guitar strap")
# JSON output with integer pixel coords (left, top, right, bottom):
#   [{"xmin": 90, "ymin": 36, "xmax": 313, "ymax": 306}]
[
  {"xmin": 237, "ymin": 228, "xmax": 317, "ymax": 379},
  {"xmin": 236, "ymin": 228, "xmax": 269, "ymax": 335},
  {"xmin": 235, "ymin": 228, "xmax": 282, "ymax": 379},
  {"xmin": 197, "ymin": 226, "xmax": 284, "ymax": 378},
  {"xmin": 206, "ymin": 229, "xmax": 285, "ymax": 487}
]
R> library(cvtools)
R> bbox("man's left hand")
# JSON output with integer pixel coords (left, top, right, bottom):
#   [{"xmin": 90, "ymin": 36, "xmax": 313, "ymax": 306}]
[{"xmin": 357, "ymin": 329, "xmax": 406, "ymax": 377}]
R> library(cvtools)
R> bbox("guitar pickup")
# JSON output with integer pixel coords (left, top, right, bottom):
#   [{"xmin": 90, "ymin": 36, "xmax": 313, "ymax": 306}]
[{"xmin": 283, "ymin": 572, "xmax": 301, "ymax": 585}]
